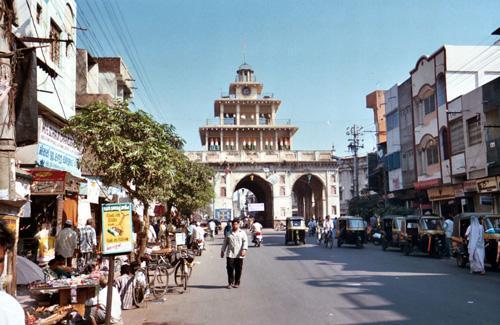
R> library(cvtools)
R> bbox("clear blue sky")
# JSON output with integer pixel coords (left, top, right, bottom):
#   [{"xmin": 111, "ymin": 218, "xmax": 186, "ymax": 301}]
[{"xmin": 77, "ymin": 0, "xmax": 500, "ymax": 154}]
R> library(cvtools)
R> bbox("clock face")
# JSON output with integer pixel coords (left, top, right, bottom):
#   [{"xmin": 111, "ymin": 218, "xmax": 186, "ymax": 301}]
[{"xmin": 242, "ymin": 87, "xmax": 251, "ymax": 96}]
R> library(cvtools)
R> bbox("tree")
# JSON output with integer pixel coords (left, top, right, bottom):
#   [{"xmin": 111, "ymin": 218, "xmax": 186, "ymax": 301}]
[
  {"xmin": 166, "ymin": 158, "xmax": 214, "ymax": 217},
  {"xmin": 64, "ymin": 101, "xmax": 186, "ymax": 257}
]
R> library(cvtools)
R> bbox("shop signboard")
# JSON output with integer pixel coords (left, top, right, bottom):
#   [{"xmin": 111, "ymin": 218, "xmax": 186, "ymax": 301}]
[
  {"xmin": 477, "ymin": 177, "xmax": 498, "ymax": 193},
  {"xmin": 427, "ymin": 186, "xmax": 456, "ymax": 201},
  {"xmin": 31, "ymin": 169, "xmax": 66, "ymax": 195},
  {"xmin": 37, "ymin": 118, "xmax": 81, "ymax": 177},
  {"xmin": 248, "ymin": 203, "xmax": 265, "ymax": 212},
  {"xmin": 101, "ymin": 203, "xmax": 133, "ymax": 255},
  {"xmin": 463, "ymin": 180, "xmax": 477, "ymax": 192}
]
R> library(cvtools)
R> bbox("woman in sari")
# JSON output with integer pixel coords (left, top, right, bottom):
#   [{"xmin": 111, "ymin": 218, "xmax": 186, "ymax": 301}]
[{"xmin": 465, "ymin": 216, "xmax": 485, "ymax": 275}]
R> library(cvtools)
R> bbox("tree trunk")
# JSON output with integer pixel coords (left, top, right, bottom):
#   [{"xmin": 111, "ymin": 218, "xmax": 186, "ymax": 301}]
[{"xmin": 138, "ymin": 201, "xmax": 149, "ymax": 259}]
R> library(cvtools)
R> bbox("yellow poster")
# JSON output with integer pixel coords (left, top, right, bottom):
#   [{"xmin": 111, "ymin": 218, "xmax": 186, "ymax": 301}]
[{"xmin": 101, "ymin": 203, "xmax": 133, "ymax": 255}]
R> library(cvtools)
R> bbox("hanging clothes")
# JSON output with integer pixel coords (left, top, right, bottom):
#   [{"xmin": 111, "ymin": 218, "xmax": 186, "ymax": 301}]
[{"xmin": 63, "ymin": 197, "xmax": 78, "ymax": 226}]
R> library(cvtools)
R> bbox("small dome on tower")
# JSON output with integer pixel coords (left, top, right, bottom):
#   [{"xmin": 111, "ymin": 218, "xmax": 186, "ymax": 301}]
[{"xmin": 238, "ymin": 62, "xmax": 253, "ymax": 72}]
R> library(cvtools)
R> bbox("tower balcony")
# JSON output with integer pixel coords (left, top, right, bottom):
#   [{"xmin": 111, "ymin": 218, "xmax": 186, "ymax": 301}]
[{"xmin": 205, "ymin": 118, "xmax": 291, "ymax": 126}]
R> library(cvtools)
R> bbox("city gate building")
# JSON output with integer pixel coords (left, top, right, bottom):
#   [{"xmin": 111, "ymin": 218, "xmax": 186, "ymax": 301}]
[{"xmin": 186, "ymin": 63, "xmax": 340, "ymax": 227}]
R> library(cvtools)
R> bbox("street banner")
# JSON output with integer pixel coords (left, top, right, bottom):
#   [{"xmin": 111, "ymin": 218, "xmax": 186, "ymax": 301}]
[
  {"xmin": 101, "ymin": 203, "xmax": 133, "ymax": 255},
  {"xmin": 248, "ymin": 203, "xmax": 265, "ymax": 212}
]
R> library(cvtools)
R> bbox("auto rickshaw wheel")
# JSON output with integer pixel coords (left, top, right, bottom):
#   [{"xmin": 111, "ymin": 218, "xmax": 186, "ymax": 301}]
[
  {"xmin": 404, "ymin": 244, "xmax": 411, "ymax": 256},
  {"xmin": 456, "ymin": 254, "xmax": 467, "ymax": 268},
  {"xmin": 337, "ymin": 239, "xmax": 342, "ymax": 248},
  {"xmin": 491, "ymin": 261, "xmax": 498, "ymax": 270}
]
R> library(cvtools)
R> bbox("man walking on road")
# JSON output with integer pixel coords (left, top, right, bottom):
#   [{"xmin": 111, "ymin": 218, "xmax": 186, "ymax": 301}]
[
  {"xmin": 221, "ymin": 219, "xmax": 248, "ymax": 289},
  {"xmin": 443, "ymin": 215, "xmax": 454, "ymax": 258}
]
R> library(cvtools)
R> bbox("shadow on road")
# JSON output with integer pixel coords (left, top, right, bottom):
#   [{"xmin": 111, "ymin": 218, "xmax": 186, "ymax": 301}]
[
  {"xmin": 266, "ymin": 232, "xmax": 499, "ymax": 324},
  {"xmin": 188, "ymin": 284, "xmax": 228, "ymax": 290}
]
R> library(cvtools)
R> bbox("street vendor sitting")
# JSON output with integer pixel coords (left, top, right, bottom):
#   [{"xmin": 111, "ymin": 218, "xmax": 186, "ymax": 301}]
[
  {"xmin": 85, "ymin": 274, "xmax": 122, "ymax": 324},
  {"xmin": 43, "ymin": 258, "xmax": 71, "ymax": 280}
]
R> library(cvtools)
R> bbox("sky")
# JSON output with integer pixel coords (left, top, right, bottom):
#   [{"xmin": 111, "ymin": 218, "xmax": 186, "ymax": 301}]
[{"xmin": 77, "ymin": 0, "xmax": 500, "ymax": 155}]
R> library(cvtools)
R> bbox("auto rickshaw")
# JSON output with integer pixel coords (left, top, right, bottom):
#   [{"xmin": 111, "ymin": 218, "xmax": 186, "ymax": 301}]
[
  {"xmin": 401, "ymin": 215, "xmax": 445, "ymax": 258},
  {"xmin": 452, "ymin": 213, "xmax": 500, "ymax": 269},
  {"xmin": 285, "ymin": 217, "xmax": 307, "ymax": 245},
  {"xmin": 336, "ymin": 216, "xmax": 367, "ymax": 248},
  {"xmin": 380, "ymin": 215, "xmax": 406, "ymax": 251}
]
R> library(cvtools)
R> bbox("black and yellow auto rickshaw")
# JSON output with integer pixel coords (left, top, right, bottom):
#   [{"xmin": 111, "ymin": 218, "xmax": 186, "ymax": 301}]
[
  {"xmin": 285, "ymin": 217, "xmax": 307, "ymax": 245},
  {"xmin": 336, "ymin": 216, "xmax": 367, "ymax": 248},
  {"xmin": 380, "ymin": 215, "xmax": 406, "ymax": 251},
  {"xmin": 401, "ymin": 215, "xmax": 445, "ymax": 258},
  {"xmin": 452, "ymin": 213, "xmax": 500, "ymax": 269}
]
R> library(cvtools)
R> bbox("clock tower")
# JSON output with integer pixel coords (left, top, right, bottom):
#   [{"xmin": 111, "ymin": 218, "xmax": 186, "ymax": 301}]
[
  {"xmin": 189, "ymin": 63, "xmax": 340, "ymax": 227},
  {"xmin": 200, "ymin": 63, "xmax": 297, "ymax": 152}
]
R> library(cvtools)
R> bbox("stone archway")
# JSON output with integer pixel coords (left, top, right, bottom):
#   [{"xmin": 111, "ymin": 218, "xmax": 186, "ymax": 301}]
[
  {"xmin": 234, "ymin": 174, "xmax": 274, "ymax": 228},
  {"xmin": 292, "ymin": 174, "xmax": 325, "ymax": 220}
]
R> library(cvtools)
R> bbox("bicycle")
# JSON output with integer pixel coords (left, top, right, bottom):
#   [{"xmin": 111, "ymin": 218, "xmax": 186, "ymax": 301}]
[
  {"xmin": 132, "ymin": 255, "xmax": 169, "ymax": 307},
  {"xmin": 173, "ymin": 249, "xmax": 195, "ymax": 292}
]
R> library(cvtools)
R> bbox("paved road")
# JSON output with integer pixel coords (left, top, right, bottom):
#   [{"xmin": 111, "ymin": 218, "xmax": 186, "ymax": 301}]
[{"xmin": 124, "ymin": 230, "xmax": 499, "ymax": 325}]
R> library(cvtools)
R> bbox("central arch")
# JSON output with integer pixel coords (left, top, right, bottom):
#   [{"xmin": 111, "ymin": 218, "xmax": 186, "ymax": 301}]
[
  {"xmin": 233, "ymin": 174, "xmax": 274, "ymax": 228},
  {"xmin": 292, "ymin": 174, "xmax": 325, "ymax": 220}
]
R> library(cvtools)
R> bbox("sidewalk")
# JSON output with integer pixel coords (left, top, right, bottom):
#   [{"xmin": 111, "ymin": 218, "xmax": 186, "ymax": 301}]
[{"xmin": 123, "ymin": 236, "xmax": 222, "ymax": 325}]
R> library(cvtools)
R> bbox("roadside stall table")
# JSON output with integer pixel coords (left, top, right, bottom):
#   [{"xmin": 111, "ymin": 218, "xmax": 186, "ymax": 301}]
[{"xmin": 30, "ymin": 283, "xmax": 99, "ymax": 315}]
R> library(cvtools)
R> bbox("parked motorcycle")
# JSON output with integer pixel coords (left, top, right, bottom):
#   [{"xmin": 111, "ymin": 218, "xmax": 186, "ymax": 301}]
[{"xmin": 253, "ymin": 232, "xmax": 263, "ymax": 247}]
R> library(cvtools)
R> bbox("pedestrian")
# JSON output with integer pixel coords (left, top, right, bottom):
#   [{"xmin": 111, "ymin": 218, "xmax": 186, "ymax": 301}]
[
  {"xmin": 114, "ymin": 264, "xmax": 134, "ymax": 310},
  {"xmin": 221, "ymin": 219, "xmax": 248, "ymax": 288},
  {"xmin": 223, "ymin": 221, "xmax": 232, "ymax": 238},
  {"xmin": 465, "ymin": 216, "xmax": 485, "ymax": 275},
  {"xmin": 79, "ymin": 219, "xmax": 97, "ymax": 266},
  {"xmin": 209, "ymin": 220, "xmax": 216, "ymax": 239},
  {"xmin": 323, "ymin": 215, "xmax": 334, "ymax": 242},
  {"xmin": 443, "ymin": 215, "xmax": 454, "ymax": 258},
  {"xmin": 0, "ymin": 220, "xmax": 25, "ymax": 324},
  {"xmin": 186, "ymin": 222, "xmax": 196, "ymax": 248},
  {"xmin": 147, "ymin": 221, "xmax": 157, "ymax": 244},
  {"xmin": 34, "ymin": 222, "xmax": 55, "ymax": 267},
  {"xmin": 55, "ymin": 220, "xmax": 78, "ymax": 267}
]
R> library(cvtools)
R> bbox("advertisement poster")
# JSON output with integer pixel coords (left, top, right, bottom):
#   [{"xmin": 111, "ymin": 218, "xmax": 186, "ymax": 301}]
[{"xmin": 101, "ymin": 203, "xmax": 133, "ymax": 255}]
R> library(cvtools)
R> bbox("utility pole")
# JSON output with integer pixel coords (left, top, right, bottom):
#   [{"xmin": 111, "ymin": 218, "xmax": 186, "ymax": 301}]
[{"xmin": 346, "ymin": 125, "xmax": 364, "ymax": 198}]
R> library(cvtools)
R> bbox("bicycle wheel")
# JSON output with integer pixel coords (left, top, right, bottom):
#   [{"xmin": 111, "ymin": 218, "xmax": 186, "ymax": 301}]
[
  {"xmin": 174, "ymin": 262, "xmax": 183, "ymax": 287},
  {"xmin": 152, "ymin": 265, "xmax": 169, "ymax": 299},
  {"xmin": 182, "ymin": 262, "xmax": 188, "ymax": 291},
  {"xmin": 132, "ymin": 268, "xmax": 147, "ymax": 307}
]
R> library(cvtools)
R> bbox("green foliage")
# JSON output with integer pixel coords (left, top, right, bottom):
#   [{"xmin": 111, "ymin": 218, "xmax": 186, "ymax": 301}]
[
  {"xmin": 64, "ymin": 101, "xmax": 184, "ymax": 204},
  {"xmin": 168, "ymin": 159, "xmax": 214, "ymax": 216}
]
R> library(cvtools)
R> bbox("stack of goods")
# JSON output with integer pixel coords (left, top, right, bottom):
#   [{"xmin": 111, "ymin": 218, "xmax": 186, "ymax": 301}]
[{"xmin": 25, "ymin": 305, "xmax": 73, "ymax": 325}]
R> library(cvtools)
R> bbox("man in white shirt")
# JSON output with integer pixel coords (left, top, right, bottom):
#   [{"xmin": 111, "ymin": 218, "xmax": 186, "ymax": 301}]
[
  {"xmin": 443, "ymin": 216, "xmax": 454, "ymax": 258},
  {"xmin": 193, "ymin": 222, "xmax": 206, "ymax": 250},
  {"xmin": 0, "ymin": 221, "xmax": 25, "ymax": 325},
  {"xmin": 87, "ymin": 274, "xmax": 122, "ymax": 324},
  {"xmin": 208, "ymin": 220, "xmax": 216, "ymax": 239},
  {"xmin": 323, "ymin": 215, "xmax": 335, "ymax": 241},
  {"xmin": 250, "ymin": 221, "xmax": 263, "ymax": 243},
  {"xmin": 221, "ymin": 219, "xmax": 248, "ymax": 288},
  {"xmin": 55, "ymin": 220, "xmax": 78, "ymax": 266}
]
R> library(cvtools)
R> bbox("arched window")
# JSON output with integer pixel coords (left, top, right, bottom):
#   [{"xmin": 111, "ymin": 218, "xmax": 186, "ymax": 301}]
[
  {"xmin": 436, "ymin": 74, "xmax": 446, "ymax": 107},
  {"xmin": 440, "ymin": 127, "xmax": 450, "ymax": 160}
]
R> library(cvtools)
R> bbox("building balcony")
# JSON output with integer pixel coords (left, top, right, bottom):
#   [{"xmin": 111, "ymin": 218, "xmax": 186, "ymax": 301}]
[
  {"xmin": 220, "ymin": 92, "xmax": 274, "ymax": 99},
  {"xmin": 204, "ymin": 118, "xmax": 291, "ymax": 126}
]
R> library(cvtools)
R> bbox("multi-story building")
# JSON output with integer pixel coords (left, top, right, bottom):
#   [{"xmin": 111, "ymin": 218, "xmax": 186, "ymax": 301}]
[
  {"xmin": 385, "ymin": 84, "xmax": 403, "ymax": 193},
  {"xmin": 411, "ymin": 45, "xmax": 500, "ymax": 215},
  {"xmin": 447, "ymin": 76, "xmax": 500, "ymax": 212},
  {"xmin": 15, "ymin": 0, "xmax": 79, "ymax": 175},
  {"xmin": 187, "ymin": 63, "xmax": 340, "ymax": 226}
]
